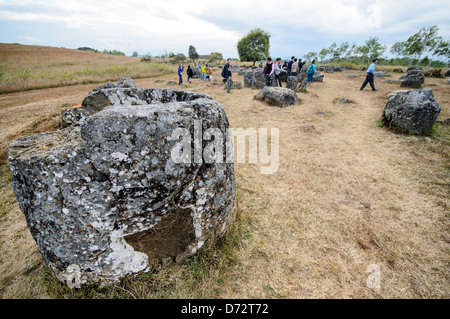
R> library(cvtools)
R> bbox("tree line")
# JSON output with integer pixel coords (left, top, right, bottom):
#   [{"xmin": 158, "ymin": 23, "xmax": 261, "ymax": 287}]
[{"xmin": 236, "ymin": 26, "xmax": 449, "ymax": 68}]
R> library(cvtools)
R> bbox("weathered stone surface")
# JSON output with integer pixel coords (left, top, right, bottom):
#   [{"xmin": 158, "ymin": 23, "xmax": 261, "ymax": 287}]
[
  {"xmin": 231, "ymin": 65, "xmax": 239, "ymax": 72},
  {"xmin": 400, "ymin": 67, "xmax": 425, "ymax": 88},
  {"xmin": 251, "ymin": 68, "xmax": 266, "ymax": 89},
  {"xmin": 243, "ymin": 68, "xmax": 266, "ymax": 89},
  {"xmin": 90, "ymin": 77, "xmax": 136, "ymax": 94},
  {"xmin": 318, "ymin": 65, "xmax": 350, "ymax": 73},
  {"xmin": 8, "ymin": 84, "xmax": 236, "ymax": 287},
  {"xmin": 381, "ymin": 88, "xmax": 441, "ymax": 134},
  {"xmin": 286, "ymin": 76, "xmax": 299, "ymax": 90},
  {"xmin": 254, "ymin": 86, "xmax": 300, "ymax": 107},
  {"xmin": 191, "ymin": 67, "xmax": 201, "ymax": 79},
  {"xmin": 296, "ymin": 65, "xmax": 309, "ymax": 92},
  {"xmin": 374, "ymin": 71, "xmax": 390, "ymax": 78},
  {"xmin": 385, "ymin": 90, "xmax": 410, "ymax": 99},
  {"xmin": 233, "ymin": 82, "xmax": 243, "ymax": 89},
  {"xmin": 312, "ymin": 71, "xmax": 324, "ymax": 82},
  {"xmin": 243, "ymin": 70, "xmax": 253, "ymax": 87}
]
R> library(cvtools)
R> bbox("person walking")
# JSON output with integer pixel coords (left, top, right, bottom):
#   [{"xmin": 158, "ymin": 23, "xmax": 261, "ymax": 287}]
[
  {"xmin": 307, "ymin": 60, "xmax": 317, "ymax": 85},
  {"xmin": 222, "ymin": 58, "xmax": 233, "ymax": 93},
  {"xmin": 264, "ymin": 57, "xmax": 275, "ymax": 86},
  {"xmin": 178, "ymin": 64, "xmax": 184, "ymax": 85},
  {"xmin": 360, "ymin": 58, "xmax": 378, "ymax": 91},
  {"xmin": 187, "ymin": 65, "xmax": 193, "ymax": 83},
  {"xmin": 274, "ymin": 57, "xmax": 284, "ymax": 87},
  {"xmin": 290, "ymin": 58, "xmax": 299, "ymax": 76}
]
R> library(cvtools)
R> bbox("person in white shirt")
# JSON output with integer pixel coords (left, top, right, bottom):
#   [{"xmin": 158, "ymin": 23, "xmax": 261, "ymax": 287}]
[{"xmin": 274, "ymin": 58, "xmax": 285, "ymax": 87}]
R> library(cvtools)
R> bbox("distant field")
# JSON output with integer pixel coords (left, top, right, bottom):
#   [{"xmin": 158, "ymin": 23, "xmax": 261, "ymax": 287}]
[{"xmin": 0, "ymin": 43, "xmax": 174, "ymax": 94}]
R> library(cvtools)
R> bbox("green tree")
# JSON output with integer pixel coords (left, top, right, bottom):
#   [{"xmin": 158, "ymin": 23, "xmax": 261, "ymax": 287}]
[
  {"xmin": 319, "ymin": 48, "xmax": 329, "ymax": 62},
  {"xmin": 365, "ymin": 37, "xmax": 386, "ymax": 60},
  {"xmin": 209, "ymin": 52, "xmax": 223, "ymax": 62},
  {"xmin": 390, "ymin": 41, "xmax": 405, "ymax": 58},
  {"xmin": 132, "ymin": 51, "xmax": 138, "ymax": 57},
  {"xmin": 328, "ymin": 42, "xmax": 338, "ymax": 61},
  {"xmin": 433, "ymin": 39, "xmax": 449, "ymax": 66},
  {"xmin": 170, "ymin": 53, "xmax": 186, "ymax": 63},
  {"xmin": 355, "ymin": 44, "xmax": 370, "ymax": 64},
  {"xmin": 237, "ymin": 28, "xmax": 271, "ymax": 66},
  {"xmin": 305, "ymin": 52, "xmax": 317, "ymax": 61},
  {"xmin": 188, "ymin": 45, "xmax": 199, "ymax": 62},
  {"xmin": 338, "ymin": 42, "xmax": 349, "ymax": 60},
  {"xmin": 404, "ymin": 26, "xmax": 443, "ymax": 63},
  {"xmin": 346, "ymin": 43, "xmax": 357, "ymax": 59}
]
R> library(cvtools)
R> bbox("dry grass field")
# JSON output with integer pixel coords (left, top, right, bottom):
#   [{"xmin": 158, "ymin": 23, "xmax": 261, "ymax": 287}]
[
  {"xmin": 0, "ymin": 44, "xmax": 449, "ymax": 298},
  {"xmin": 0, "ymin": 43, "xmax": 171, "ymax": 94}
]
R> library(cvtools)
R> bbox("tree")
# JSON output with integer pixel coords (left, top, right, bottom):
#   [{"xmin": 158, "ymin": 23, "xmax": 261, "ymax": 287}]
[
  {"xmin": 209, "ymin": 52, "xmax": 223, "ymax": 62},
  {"xmin": 188, "ymin": 45, "xmax": 199, "ymax": 63},
  {"xmin": 328, "ymin": 42, "xmax": 338, "ymax": 61},
  {"xmin": 319, "ymin": 48, "xmax": 329, "ymax": 62},
  {"xmin": 132, "ymin": 51, "xmax": 138, "ymax": 57},
  {"xmin": 355, "ymin": 44, "xmax": 370, "ymax": 64},
  {"xmin": 170, "ymin": 53, "xmax": 186, "ymax": 63},
  {"xmin": 404, "ymin": 26, "xmax": 442, "ymax": 62},
  {"xmin": 364, "ymin": 37, "xmax": 386, "ymax": 60},
  {"xmin": 305, "ymin": 52, "xmax": 317, "ymax": 61},
  {"xmin": 433, "ymin": 39, "xmax": 449, "ymax": 66},
  {"xmin": 390, "ymin": 41, "xmax": 405, "ymax": 58},
  {"xmin": 237, "ymin": 28, "xmax": 270, "ymax": 66},
  {"xmin": 338, "ymin": 42, "xmax": 349, "ymax": 60},
  {"xmin": 346, "ymin": 43, "xmax": 357, "ymax": 59}
]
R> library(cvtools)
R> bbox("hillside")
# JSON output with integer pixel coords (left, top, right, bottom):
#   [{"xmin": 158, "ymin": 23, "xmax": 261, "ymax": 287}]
[{"xmin": 0, "ymin": 43, "xmax": 172, "ymax": 94}]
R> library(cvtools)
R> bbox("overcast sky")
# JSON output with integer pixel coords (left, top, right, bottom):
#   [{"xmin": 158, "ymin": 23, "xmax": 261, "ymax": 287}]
[{"xmin": 0, "ymin": 0, "xmax": 449, "ymax": 60}]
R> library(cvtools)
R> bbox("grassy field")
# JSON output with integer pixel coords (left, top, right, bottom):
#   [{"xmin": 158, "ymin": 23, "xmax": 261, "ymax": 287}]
[
  {"xmin": 0, "ymin": 44, "xmax": 449, "ymax": 298},
  {"xmin": 0, "ymin": 43, "xmax": 173, "ymax": 94}
]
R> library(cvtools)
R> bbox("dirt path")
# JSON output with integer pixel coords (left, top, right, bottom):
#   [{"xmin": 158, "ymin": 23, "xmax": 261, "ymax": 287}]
[{"xmin": 0, "ymin": 70, "xmax": 448, "ymax": 298}]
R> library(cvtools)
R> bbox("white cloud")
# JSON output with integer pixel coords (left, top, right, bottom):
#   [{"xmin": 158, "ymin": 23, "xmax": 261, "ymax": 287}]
[
  {"xmin": 0, "ymin": 0, "xmax": 449, "ymax": 58},
  {"xmin": 19, "ymin": 35, "xmax": 42, "ymax": 42}
]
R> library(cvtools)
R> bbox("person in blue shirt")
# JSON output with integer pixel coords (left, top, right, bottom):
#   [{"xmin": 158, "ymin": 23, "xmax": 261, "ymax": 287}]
[
  {"xmin": 178, "ymin": 64, "xmax": 184, "ymax": 85},
  {"xmin": 360, "ymin": 59, "xmax": 378, "ymax": 91},
  {"xmin": 307, "ymin": 60, "xmax": 317, "ymax": 85}
]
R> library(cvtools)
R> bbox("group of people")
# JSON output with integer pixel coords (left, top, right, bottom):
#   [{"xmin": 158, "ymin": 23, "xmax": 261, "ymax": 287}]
[
  {"xmin": 177, "ymin": 63, "xmax": 213, "ymax": 85},
  {"xmin": 262, "ymin": 56, "xmax": 317, "ymax": 88},
  {"xmin": 178, "ymin": 56, "xmax": 380, "ymax": 93}
]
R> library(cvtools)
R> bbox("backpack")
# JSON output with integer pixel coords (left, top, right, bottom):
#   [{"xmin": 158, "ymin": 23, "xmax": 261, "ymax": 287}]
[{"xmin": 221, "ymin": 64, "xmax": 227, "ymax": 78}]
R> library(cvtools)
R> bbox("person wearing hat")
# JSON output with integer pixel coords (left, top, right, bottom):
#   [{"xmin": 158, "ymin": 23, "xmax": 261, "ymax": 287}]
[{"xmin": 360, "ymin": 59, "xmax": 379, "ymax": 91}]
